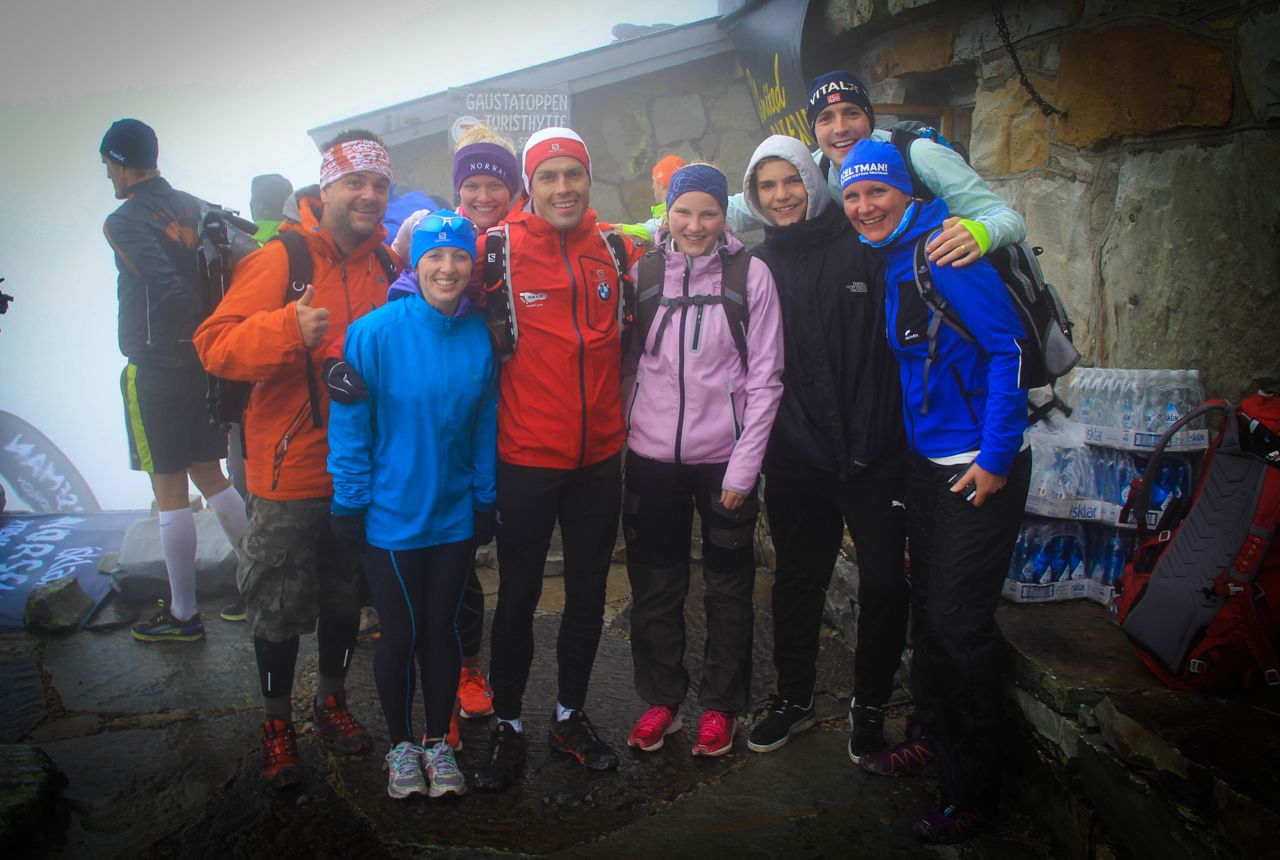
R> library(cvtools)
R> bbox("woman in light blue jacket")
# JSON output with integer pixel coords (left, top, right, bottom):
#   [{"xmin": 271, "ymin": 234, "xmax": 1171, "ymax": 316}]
[{"xmin": 327, "ymin": 211, "xmax": 497, "ymax": 803}]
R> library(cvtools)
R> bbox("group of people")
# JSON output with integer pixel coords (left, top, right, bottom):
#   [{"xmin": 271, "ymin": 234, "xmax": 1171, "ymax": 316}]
[{"xmin": 101, "ymin": 66, "xmax": 1034, "ymax": 845}]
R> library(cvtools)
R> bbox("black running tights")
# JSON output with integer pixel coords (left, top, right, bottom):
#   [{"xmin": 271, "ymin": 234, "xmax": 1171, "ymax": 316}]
[{"xmin": 363, "ymin": 541, "xmax": 473, "ymax": 744}]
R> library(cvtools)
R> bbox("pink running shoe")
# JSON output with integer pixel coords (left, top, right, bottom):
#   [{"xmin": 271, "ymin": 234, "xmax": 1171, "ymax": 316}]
[
  {"xmin": 627, "ymin": 705, "xmax": 682, "ymax": 752},
  {"xmin": 692, "ymin": 710, "xmax": 735, "ymax": 757}
]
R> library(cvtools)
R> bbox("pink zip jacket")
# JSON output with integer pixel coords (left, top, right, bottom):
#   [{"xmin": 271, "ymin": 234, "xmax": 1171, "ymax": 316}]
[{"xmin": 623, "ymin": 231, "xmax": 785, "ymax": 495}]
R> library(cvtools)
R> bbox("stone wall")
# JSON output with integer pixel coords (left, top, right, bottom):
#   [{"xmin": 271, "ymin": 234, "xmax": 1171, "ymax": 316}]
[
  {"xmin": 388, "ymin": 52, "xmax": 764, "ymax": 227},
  {"xmin": 815, "ymin": 0, "xmax": 1280, "ymax": 399}
]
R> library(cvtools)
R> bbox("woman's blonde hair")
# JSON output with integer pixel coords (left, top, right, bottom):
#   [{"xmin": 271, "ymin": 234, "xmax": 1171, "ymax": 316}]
[{"xmin": 455, "ymin": 124, "xmax": 516, "ymax": 155}]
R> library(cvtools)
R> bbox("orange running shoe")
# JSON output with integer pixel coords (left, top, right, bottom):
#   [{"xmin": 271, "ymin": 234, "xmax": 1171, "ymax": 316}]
[{"xmin": 457, "ymin": 666, "xmax": 495, "ymax": 719}]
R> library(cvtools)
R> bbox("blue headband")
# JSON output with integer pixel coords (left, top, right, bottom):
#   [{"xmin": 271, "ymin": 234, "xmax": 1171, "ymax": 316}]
[
  {"xmin": 839, "ymin": 139, "xmax": 913, "ymax": 195},
  {"xmin": 666, "ymin": 164, "xmax": 729, "ymax": 215},
  {"xmin": 410, "ymin": 210, "xmax": 477, "ymax": 269}
]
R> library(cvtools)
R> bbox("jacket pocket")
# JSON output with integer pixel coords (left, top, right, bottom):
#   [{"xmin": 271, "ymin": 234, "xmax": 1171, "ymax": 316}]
[
  {"xmin": 580, "ymin": 253, "xmax": 618, "ymax": 335},
  {"xmin": 894, "ymin": 279, "xmax": 929, "ymax": 351},
  {"xmin": 727, "ymin": 380, "xmax": 743, "ymax": 441},
  {"xmin": 950, "ymin": 365, "xmax": 980, "ymax": 424}
]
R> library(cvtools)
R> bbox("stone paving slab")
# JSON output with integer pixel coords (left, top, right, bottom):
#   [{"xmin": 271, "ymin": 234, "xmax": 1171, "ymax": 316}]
[{"xmin": 0, "ymin": 636, "xmax": 45, "ymax": 742}]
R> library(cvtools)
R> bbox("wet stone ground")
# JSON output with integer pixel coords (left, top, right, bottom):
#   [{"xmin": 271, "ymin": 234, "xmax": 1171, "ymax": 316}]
[{"xmin": 5, "ymin": 555, "xmax": 1052, "ymax": 859}]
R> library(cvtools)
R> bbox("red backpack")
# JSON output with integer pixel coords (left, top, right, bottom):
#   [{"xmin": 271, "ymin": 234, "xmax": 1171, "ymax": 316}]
[{"xmin": 1113, "ymin": 391, "xmax": 1280, "ymax": 692}]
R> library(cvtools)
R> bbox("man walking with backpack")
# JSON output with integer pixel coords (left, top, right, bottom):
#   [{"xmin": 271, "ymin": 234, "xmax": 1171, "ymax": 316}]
[
  {"xmin": 194, "ymin": 130, "xmax": 397, "ymax": 789},
  {"xmin": 471, "ymin": 128, "xmax": 640, "ymax": 791},
  {"xmin": 100, "ymin": 118, "xmax": 250, "ymax": 645}
]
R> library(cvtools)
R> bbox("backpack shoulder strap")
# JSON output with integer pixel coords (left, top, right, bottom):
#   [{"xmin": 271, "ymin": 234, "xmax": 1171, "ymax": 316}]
[
  {"xmin": 269, "ymin": 231, "xmax": 321, "ymax": 427},
  {"xmin": 719, "ymin": 248, "xmax": 751, "ymax": 365},
  {"xmin": 599, "ymin": 228, "xmax": 636, "ymax": 334},
  {"xmin": 633, "ymin": 246, "xmax": 666, "ymax": 354},
  {"xmin": 480, "ymin": 226, "xmax": 516, "ymax": 357},
  {"xmin": 912, "ymin": 230, "xmax": 973, "ymax": 415},
  {"xmin": 372, "ymin": 243, "xmax": 399, "ymax": 285},
  {"xmin": 889, "ymin": 127, "xmax": 933, "ymax": 202}
]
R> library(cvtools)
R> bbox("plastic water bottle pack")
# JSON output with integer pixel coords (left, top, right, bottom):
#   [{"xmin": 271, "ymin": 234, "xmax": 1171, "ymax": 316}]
[
  {"xmin": 1065, "ymin": 368, "xmax": 1205, "ymax": 432},
  {"xmin": 1009, "ymin": 521, "xmax": 1088, "ymax": 585}
]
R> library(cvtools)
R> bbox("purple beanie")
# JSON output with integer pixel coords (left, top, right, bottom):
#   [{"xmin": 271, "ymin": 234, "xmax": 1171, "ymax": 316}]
[{"xmin": 452, "ymin": 143, "xmax": 520, "ymax": 198}]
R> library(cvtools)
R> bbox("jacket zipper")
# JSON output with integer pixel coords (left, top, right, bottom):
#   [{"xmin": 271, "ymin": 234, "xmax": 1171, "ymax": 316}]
[
  {"xmin": 951, "ymin": 365, "xmax": 980, "ymax": 423},
  {"xmin": 691, "ymin": 304, "xmax": 704, "ymax": 353},
  {"xmin": 727, "ymin": 380, "xmax": 742, "ymax": 440},
  {"xmin": 674, "ymin": 256, "xmax": 691, "ymax": 464},
  {"xmin": 561, "ymin": 234, "xmax": 588, "ymax": 467}
]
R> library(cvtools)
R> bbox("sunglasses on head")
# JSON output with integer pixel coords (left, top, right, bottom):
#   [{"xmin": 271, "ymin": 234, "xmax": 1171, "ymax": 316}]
[{"xmin": 418, "ymin": 213, "xmax": 476, "ymax": 233}]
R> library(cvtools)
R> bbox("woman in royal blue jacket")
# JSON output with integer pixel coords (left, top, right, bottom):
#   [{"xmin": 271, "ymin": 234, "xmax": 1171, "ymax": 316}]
[
  {"xmin": 839, "ymin": 140, "xmax": 1032, "ymax": 845},
  {"xmin": 327, "ymin": 211, "xmax": 497, "ymax": 802}
]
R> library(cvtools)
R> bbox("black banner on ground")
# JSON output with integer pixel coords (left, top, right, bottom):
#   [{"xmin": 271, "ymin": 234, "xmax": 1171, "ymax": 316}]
[
  {"xmin": 0, "ymin": 411, "xmax": 100, "ymax": 514},
  {"xmin": 727, "ymin": 0, "xmax": 814, "ymax": 147}
]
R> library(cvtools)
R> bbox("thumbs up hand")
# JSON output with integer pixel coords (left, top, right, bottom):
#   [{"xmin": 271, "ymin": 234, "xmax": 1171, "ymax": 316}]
[{"xmin": 295, "ymin": 285, "xmax": 330, "ymax": 349}]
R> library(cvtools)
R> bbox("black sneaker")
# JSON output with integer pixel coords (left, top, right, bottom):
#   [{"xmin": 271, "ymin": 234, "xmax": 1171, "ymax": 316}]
[
  {"xmin": 219, "ymin": 597, "xmax": 247, "ymax": 622},
  {"xmin": 746, "ymin": 696, "xmax": 816, "ymax": 753},
  {"xmin": 847, "ymin": 702, "xmax": 887, "ymax": 764},
  {"xmin": 472, "ymin": 721, "xmax": 527, "ymax": 791},
  {"xmin": 131, "ymin": 601, "xmax": 205, "ymax": 642},
  {"xmin": 548, "ymin": 710, "xmax": 618, "ymax": 771}
]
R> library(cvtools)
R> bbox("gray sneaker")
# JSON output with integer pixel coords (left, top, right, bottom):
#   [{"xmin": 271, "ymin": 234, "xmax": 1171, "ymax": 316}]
[
  {"xmin": 423, "ymin": 739, "xmax": 468, "ymax": 798},
  {"xmin": 384, "ymin": 742, "xmax": 427, "ymax": 800}
]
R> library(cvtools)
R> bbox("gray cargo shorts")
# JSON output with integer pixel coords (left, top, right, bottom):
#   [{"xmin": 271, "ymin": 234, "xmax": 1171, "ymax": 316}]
[{"xmin": 238, "ymin": 495, "xmax": 364, "ymax": 642}]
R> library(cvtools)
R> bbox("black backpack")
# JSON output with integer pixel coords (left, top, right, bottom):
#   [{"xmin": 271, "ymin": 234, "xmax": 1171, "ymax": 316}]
[
  {"xmin": 631, "ymin": 244, "xmax": 751, "ymax": 364},
  {"xmin": 196, "ymin": 204, "xmax": 398, "ymax": 448},
  {"xmin": 880, "ymin": 123, "xmax": 1080, "ymax": 423}
]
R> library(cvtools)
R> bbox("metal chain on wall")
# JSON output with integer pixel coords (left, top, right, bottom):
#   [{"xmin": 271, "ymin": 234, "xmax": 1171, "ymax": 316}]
[{"xmin": 992, "ymin": 0, "xmax": 1066, "ymax": 118}]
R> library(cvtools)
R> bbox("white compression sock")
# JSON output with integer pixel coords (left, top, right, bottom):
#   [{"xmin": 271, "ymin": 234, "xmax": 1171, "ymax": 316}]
[
  {"xmin": 205, "ymin": 485, "xmax": 249, "ymax": 552},
  {"xmin": 158, "ymin": 507, "xmax": 198, "ymax": 621}
]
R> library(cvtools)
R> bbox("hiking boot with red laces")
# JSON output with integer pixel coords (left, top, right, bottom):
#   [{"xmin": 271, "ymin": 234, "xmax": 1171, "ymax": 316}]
[
  {"xmin": 261, "ymin": 719, "xmax": 301, "ymax": 789},
  {"xmin": 549, "ymin": 709, "xmax": 619, "ymax": 771},
  {"xmin": 627, "ymin": 705, "xmax": 682, "ymax": 753},
  {"xmin": 857, "ymin": 721, "xmax": 936, "ymax": 776},
  {"xmin": 457, "ymin": 667, "xmax": 494, "ymax": 719},
  {"xmin": 312, "ymin": 691, "xmax": 371, "ymax": 754},
  {"xmin": 692, "ymin": 710, "xmax": 735, "ymax": 757},
  {"xmin": 911, "ymin": 803, "xmax": 997, "ymax": 844}
]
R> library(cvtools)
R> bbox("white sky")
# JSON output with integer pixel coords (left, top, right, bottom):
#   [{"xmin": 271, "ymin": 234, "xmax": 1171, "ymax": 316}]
[{"xmin": 0, "ymin": 0, "xmax": 720, "ymax": 511}]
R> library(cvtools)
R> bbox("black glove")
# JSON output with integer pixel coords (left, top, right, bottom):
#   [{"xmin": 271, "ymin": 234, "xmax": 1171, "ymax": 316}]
[
  {"xmin": 473, "ymin": 508, "xmax": 495, "ymax": 547},
  {"xmin": 324, "ymin": 358, "xmax": 368, "ymax": 404},
  {"xmin": 329, "ymin": 512, "xmax": 365, "ymax": 557}
]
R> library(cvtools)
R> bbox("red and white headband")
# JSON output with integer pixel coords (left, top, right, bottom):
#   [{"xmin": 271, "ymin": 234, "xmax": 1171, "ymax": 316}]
[{"xmin": 320, "ymin": 139, "xmax": 393, "ymax": 189}]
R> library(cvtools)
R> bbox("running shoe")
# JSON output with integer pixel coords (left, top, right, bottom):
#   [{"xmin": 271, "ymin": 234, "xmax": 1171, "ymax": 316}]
[
  {"xmin": 384, "ymin": 741, "xmax": 428, "ymax": 800},
  {"xmin": 746, "ymin": 696, "xmax": 815, "ymax": 752},
  {"xmin": 311, "ymin": 691, "xmax": 372, "ymax": 754},
  {"xmin": 627, "ymin": 705, "xmax": 682, "ymax": 753},
  {"xmin": 549, "ymin": 710, "xmax": 618, "ymax": 771},
  {"xmin": 692, "ymin": 709, "xmax": 736, "ymax": 757},
  {"xmin": 911, "ymin": 803, "xmax": 997, "ymax": 844},
  {"xmin": 219, "ymin": 597, "xmax": 247, "ymax": 622},
  {"xmin": 261, "ymin": 719, "xmax": 301, "ymax": 789},
  {"xmin": 131, "ymin": 601, "xmax": 205, "ymax": 642},
  {"xmin": 472, "ymin": 721, "xmax": 527, "ymax": 792},
  {"xmin": 846, "ymin": 702, "xmax": 887, "ymax": 764},
  {"xmin": 457, "ymin": 667, "xmax": 494, "ymax": 719},
  {"xmin": 858, "ymin": 721, "xmax": 936, "ymax": 776},
  {"xmin": 422, "ymin": 740, "xmax": 468, "ymax": 798}
]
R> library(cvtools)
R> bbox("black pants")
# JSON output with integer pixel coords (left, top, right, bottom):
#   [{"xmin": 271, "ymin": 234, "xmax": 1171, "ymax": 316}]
[
  {"xmin": 906, "ymin": 448, "xmax": 1031, "ymax": 811},
  {"xmin": 623, "ymin": 454, "xmax": 758, "ymax": 714},
  {"xmin": 489, "ymin": 453, "xmax": 622, "ymax": 720},
  {"xmin": 764, "ymin": 455, "xmax": 908, "ymax": 706},
  {"xmin": 363, "ymin": 541, "xmax": 473, "ymax": 744},
  {"xmin": 458, "ymin": 559, "xmax": 484, "ymax": 658}
]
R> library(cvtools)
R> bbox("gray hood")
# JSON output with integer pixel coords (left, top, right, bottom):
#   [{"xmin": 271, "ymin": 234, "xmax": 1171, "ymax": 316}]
[{"xmin": 742, "ymin": 135, "xmax": 829, "ymax": 225}]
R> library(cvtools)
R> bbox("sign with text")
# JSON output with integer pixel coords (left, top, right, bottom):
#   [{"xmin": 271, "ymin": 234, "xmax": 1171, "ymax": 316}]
[
  {"xmin": 448, "ymin": 88, "xmax": 572, "ymax": 153},
  {"xmin": 728, "ymin": 0, "xmax": 814, "ymax": 146},
  {"xmin": 0, "ymin": 511, "xmax": 141, "ymax": 630}
]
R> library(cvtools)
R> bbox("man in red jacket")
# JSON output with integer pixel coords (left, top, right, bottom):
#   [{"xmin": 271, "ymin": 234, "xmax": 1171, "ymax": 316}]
[
  {"xmin": 194, "ymin": 130, "xmax": 395, "ymax": 789},
  {"xmin": 473, "ymin": 128, "xmax": 638, "ymax": 791}
]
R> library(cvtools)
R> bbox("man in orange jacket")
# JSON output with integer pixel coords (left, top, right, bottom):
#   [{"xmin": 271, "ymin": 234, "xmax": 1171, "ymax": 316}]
[
  {"xmin": 194, "ymin": 130, "xmax": 395, "ymax": 789},
  {"xmin": 472, "ymin": 128, "xmax": 640, "ymax": 791}
]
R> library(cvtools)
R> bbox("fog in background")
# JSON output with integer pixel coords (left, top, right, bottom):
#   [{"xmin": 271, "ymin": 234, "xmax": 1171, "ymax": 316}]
[{"xmin": 0, "ymin": 0, "xmax": 718, "ymax": 511}]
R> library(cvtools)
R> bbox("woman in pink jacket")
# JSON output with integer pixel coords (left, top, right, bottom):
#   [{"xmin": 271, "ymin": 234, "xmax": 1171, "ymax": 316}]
[{"xmin": 622, "ymin": 164, "xmax": 785, "ymax": 758}]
